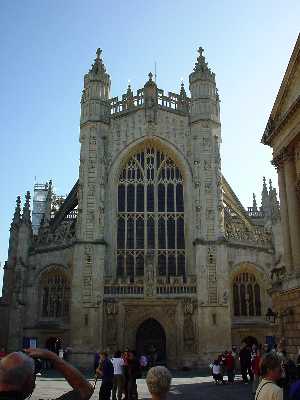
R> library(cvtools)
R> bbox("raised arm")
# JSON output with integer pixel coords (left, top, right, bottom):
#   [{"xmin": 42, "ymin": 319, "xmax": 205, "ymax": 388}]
[{"xmin": 25, "ymin": 348, "xmax": 93, "ymax": 400}]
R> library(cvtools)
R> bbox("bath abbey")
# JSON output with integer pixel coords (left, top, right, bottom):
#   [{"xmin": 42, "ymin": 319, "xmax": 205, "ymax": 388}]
[{"xmin": 0, "ymin": 47, "xmax": 284, "ymax": 368}]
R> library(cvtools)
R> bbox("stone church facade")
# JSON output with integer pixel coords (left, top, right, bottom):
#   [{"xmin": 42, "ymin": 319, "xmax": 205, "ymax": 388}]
[{"xmin": 0, "ymin": 48, "xmax": 283, "ymax": 368}]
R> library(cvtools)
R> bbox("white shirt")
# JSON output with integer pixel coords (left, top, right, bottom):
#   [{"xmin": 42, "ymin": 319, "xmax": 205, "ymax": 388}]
[
  {"xmin": 212, "ymin": 364, "xmax": 221, "ymax": 374},
  {"xmin": 111, "ymin": 357, "xmax": 124, "ymax": 375}
]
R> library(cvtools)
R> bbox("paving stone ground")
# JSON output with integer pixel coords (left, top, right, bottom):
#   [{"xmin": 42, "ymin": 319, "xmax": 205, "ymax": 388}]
[{"xmin": 32, "ymin": 375, "xmax": 253, "ymax": 400}]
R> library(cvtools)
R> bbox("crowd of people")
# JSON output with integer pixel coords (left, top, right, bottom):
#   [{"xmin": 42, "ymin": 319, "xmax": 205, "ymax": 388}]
[
  {"xmin": 210, "ymin": 338, "xmax": 300, "ymax": 399},
  {"xmin": 2, "ymin": 338, "xmax": 300, "ymax": 400},
  {"xmin": 95, "ymin": 349, "xmax": 161, "ymax": 400}
]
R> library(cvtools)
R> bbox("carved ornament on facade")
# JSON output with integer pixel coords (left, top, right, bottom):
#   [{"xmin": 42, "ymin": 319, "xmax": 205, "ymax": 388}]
[
  {"xmin": 271, "ymin": 147, "xmax": 293, "ymax": 169},
  {"xmin": 105, "ymin": 300, "xmax": 118, "ymax": 315},
  {"xmin": 183, "ymin": 298, "xmax": 197, "ymax": 315},
  {"xmin": 296, "ymin": 178, "xmax": 300, "ymax": 200}
]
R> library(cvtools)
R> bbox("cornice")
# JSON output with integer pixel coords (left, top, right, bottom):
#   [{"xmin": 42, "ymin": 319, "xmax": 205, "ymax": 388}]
[
  {"xmin": 262, "ymin": 95, "xmax": 300, "ymax": 146},
  {"xmin": 271, "ymin": 147, "xmax": 294, "ymax": 169}
]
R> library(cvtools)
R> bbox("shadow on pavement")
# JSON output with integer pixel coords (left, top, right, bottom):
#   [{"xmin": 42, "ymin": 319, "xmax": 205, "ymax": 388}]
[{"xmin": 163, "ymin": 382, "xmax": 253, "ymax": 400}]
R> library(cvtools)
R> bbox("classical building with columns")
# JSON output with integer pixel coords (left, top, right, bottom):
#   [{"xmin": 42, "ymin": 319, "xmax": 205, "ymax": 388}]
[
  {"xmin": 262, "ymin": 34, "xmax": 300, "ymax": 359},
  {"xmin": 0, "ymin": 47, "xmax": 283, "ymax": 368}
]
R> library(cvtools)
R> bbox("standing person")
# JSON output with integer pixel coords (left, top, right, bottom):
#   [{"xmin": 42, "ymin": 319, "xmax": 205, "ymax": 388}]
[
  {"xmin": 225, "ymin": 351, "xmax": 235, "ymax": 384},
  {"xmin": 220, "ymin": 352, "xmax": 226, "ymax": 380},
  {"xmin": 59, "ymin": 348, "xmax": 64, "ymax": 360},
  {"xmin": 96, "ymin": 352, "xmax": 114, "ymax": 400},
  {"xmin": 232, "ymin": 346, "xmax": 239, "ymax": 377},
  {"xmin": 252, "ymin": 348, "xmax": 262, "ymax": 395},
  {"xmin": 111, "ymin": 351, "xmax": 125, "ymax": 400},
  {"xmin": 146, "ymin": 366, "xmax": 172, "ymax": 400},
  {"xmin": 139, "ymin": 354, "xmax": 148, "ymax": 378},
  {"xmin": 127, "ymin": 351, "xmax": 141, "ymax": 400},
  {"xmin": 0, "ymin": 348, "xmax": 6, "ymax": 361},
  {"xmin": 54, "ymin": 339, "xmax": 61, "ymax": 356},
  {"xmin": 262, "ymin": 343, "xmax": 271, "ymax": 356},
  {"xmin": 239, "ymin": 343, "xmax": 252, "ymax": 383},
  {"xmin": 289, "ymin": 378, "xmax": 300, "ymax": 400},
  {"xmin": 94, "ymin": 351, "xmax": 100, "ymax": 373},
  {"xmin": 255, "ymin": 353, "xmax": 283, "ymax": 400},
  {"xmin": 296, "ymin": 349, "xmax": 300, "ymax": 379},
  {"xmin": 211, "ymin": 359, "xmax": 223, "ymax": 384},
  {"xmin": 122, "ymin": 349, "xmax": 130, "ymax": 400}
]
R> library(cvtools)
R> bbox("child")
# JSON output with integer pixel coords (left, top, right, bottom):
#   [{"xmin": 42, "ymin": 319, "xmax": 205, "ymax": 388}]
[{"xmin": 212, "ymin": 359, "xmax": 223, "ymax": 384}]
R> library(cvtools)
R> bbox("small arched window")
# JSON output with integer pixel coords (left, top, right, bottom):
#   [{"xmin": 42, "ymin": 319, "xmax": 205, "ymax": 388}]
[
  {"xmin": 233, "ymin": 284, "xmax": 240, "ymax": 316},
  {"xmin": 40, "ymin": 268, "xmax": 70, "ymax": 319},
  {"xmin": 232, "ymin": 272, "xmax": 261, "ymax": 317}
]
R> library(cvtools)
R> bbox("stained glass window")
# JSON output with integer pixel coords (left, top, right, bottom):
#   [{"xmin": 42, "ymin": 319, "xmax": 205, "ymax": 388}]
[
  {"xmin": 116, "ymin": 145, "xmax": 185, "ymax": 280},
  {"xmin": 40, "ymin": 269, "xmax": 70, "ymax": 319}
]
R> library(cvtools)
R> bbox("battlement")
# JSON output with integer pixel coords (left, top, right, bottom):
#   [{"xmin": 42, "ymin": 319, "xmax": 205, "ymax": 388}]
[{"xmin": 110, "ymin": 86, "xmax": 190, "ymax": 116}]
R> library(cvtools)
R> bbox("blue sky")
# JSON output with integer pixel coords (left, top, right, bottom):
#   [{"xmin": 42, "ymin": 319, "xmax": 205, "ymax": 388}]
[{"xmin": 0, "ymin": 1, "xmax": 299, "ymax": 292}]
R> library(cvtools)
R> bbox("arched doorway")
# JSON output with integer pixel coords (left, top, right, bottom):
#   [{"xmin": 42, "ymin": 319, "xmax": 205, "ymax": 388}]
[
  {"xmin": 242, "ymin": 336, "xmax": 258, "ymax": 347},
  {"xmin": 136, "ymin": 319, "xmax": 166, "ymax": 365}
]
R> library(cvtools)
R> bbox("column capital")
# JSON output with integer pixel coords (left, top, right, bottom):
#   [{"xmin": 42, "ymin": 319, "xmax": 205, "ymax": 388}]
[{"xmin": 271, "ymin": 147, "xmax": 294, "ymax": 169}]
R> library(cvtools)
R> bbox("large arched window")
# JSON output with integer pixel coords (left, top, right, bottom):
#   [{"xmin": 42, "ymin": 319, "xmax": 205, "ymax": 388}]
[
  {"xmin": 40, "ymin": 268, "xmax": 70, "ymax": 319},
  {"xmin": 116, "ymin": 145, "xmax": 185, "ymax": 281},
  {"xmin": 232, "ymin": 272, "xmax": 261, "ymax": 317}
]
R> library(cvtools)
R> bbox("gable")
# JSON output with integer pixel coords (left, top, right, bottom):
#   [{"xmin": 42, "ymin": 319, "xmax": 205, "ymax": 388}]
[
  {"xmin": 262, "ymin": 34, "xmax": 300, "ymax": 145},
  {"xmin": 276, "ymin": 56, "xmax": 300, "ymax": 120}
]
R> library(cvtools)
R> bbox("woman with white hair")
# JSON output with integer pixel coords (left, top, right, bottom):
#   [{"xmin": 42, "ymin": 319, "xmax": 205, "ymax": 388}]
[{"xmin": 146, "ymin": 366, "xmax": 172, "ymax": 400}]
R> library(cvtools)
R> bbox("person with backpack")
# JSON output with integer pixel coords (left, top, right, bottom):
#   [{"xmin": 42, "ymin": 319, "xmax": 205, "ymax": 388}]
[
  {"xmin": 96, "ymin": 351, "xmax": 114, "ymax": 400},
  {"xmin": 255, "ymin": 353, "xmax": 283, "ymax": 400}
]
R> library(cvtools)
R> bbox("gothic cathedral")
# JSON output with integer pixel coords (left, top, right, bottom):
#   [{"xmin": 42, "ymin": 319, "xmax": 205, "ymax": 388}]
[{"xmin": 0, "ymin": 48, "xmax": 283, "ymax": 368}]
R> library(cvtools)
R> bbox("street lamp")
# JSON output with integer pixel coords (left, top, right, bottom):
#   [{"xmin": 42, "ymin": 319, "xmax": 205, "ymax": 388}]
[{"xmin": 266, "ymin": 307, "xmax": 278, "ymax": 323}]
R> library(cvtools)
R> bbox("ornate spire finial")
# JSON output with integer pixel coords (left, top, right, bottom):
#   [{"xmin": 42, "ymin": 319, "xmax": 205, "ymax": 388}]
[
  {"xmin": 148, "ymin": 72, "xmax": 153, "ymax": 81},
  {"xmin": 12, "ymin": 195, "xmax": 21, "ymax": 226},
  {"xmin": 22, "ymin": 191, "xmax": 31, "ymax": 225},
  {"xmin": 269, "ymin": 178, "xmax": 273, "ymax": 192},
  {"xmin": 180, "ymin": 81, "xmax": 187, "ymax": 97},
  {"xmin": 252, "ymin": 193, "xmax": 258, "ymax": 211},
  {"xmin": 96, "ymin": 48, "xmax": 102, "ymax": 59},
  {"xmin": 263, "ymin": 176, "xmax": 267, "ymax": 189},
  {"xmin": 198, "ymin": 46, "xmax": 204, "ymax": 57},
  {"xmin": 90, "ymin": 48, "xmax": 108, "ymax": 77}
]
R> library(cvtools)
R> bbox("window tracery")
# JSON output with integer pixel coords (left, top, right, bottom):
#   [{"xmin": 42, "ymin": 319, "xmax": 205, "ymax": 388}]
[
  {"xmin": 116, "ymin": 146, "xmax": 186, "ymax": 281},
  {"xmin": 232, "ymin": 272, "xmax": 261, "ymax": 317},
  {"xmin": 40, "ymin": 268, "xmax": 70, "ymax": 319}
]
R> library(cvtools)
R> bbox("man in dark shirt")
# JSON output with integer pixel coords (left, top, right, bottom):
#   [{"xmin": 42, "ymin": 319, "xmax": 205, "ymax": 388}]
[
  {"xmin": 96, "ymin": 352, "xmax": 114, "ymax": 400},
  {"xmin": 239, "ymin": 344, "xmax": 253, "ymax": 383},
  {"xmin": 0, "ymin": 348, "xmax": 93, "ymax": 400},
  {"xmin": 127, "ymin": 352, "xmax": 141, "ymax": 400}
]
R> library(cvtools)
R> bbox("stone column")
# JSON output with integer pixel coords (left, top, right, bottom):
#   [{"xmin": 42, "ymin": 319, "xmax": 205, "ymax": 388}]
[
  {"xmin": 277, "ymin": 165, "xmax": 293, "ymax": 271},
  {"xmin": 284, "ymin": 157, "xmax": 300, "ymax": 270}
]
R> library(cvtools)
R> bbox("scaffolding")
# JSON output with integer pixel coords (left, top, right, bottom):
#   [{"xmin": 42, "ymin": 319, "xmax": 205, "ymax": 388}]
[{"xmin": 32, "ymin": 183, "xmax": 49, "ymax": 235}]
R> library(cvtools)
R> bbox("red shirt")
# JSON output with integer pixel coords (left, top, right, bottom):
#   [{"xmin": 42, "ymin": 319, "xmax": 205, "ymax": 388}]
[
  {"xmin": 226, "ymin": 354, "xmax": 235, "ymax": 370},
  {"xmin": 252, "ymin": 354, "xmax": 261, "ymax": 376}
]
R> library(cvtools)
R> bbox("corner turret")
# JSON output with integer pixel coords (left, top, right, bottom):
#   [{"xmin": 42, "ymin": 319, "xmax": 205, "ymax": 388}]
[
  {"xmin": 189, "ymin": 47, "xmax": 220, "ymax": 123},
  {"xmin": 80, "ymin": 48, "xmax": 111, "ymax": 124}
]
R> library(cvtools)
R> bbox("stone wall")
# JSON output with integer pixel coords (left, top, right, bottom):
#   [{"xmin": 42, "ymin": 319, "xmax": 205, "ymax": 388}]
[
  {"xmin": 0, "ymin": 301, "xmax": 9, "ymax": 349},
  {"xmin": 272, "ymin": 286, "xmax": 300, "ymax": 360}
]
